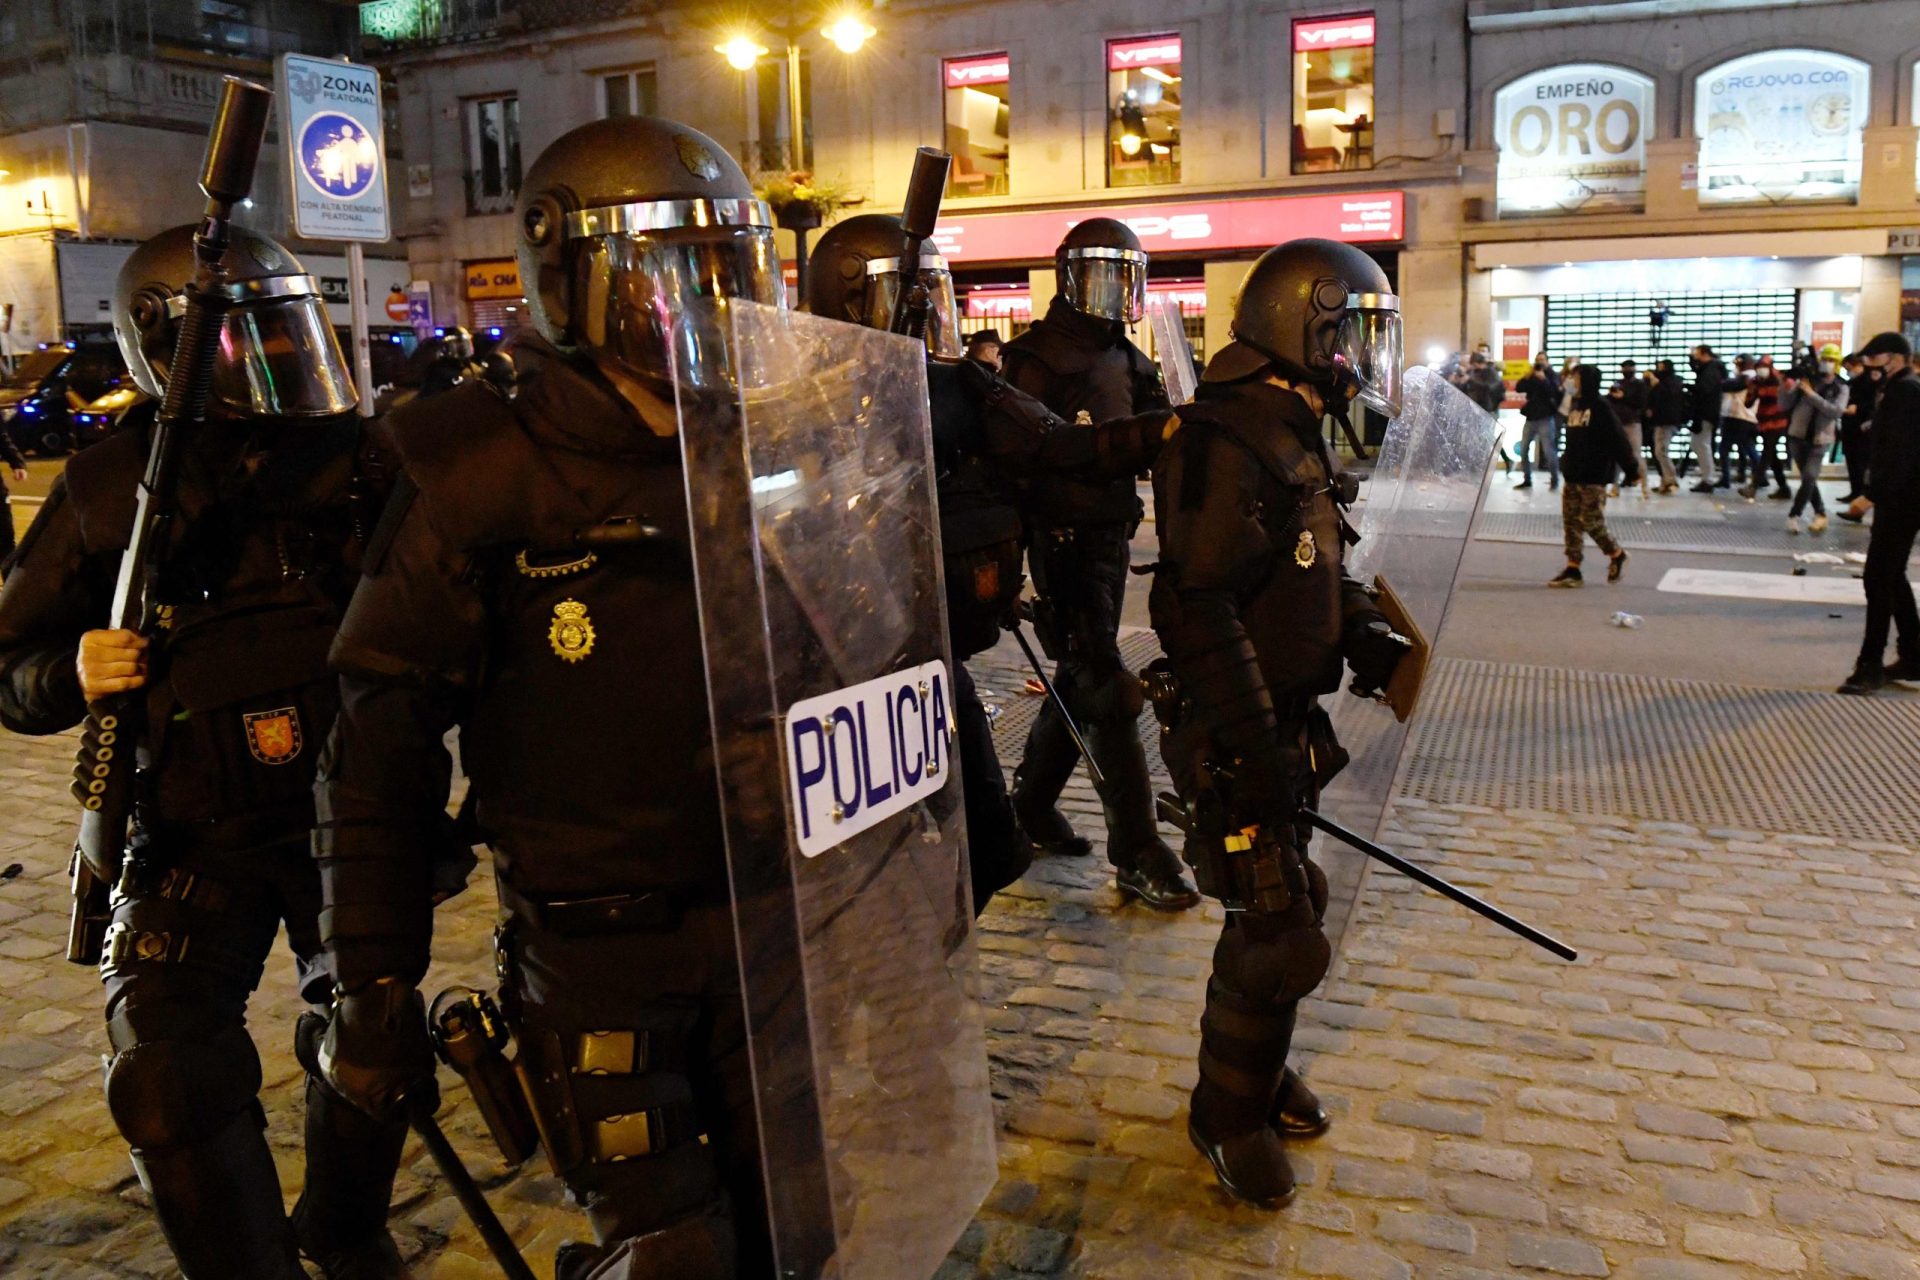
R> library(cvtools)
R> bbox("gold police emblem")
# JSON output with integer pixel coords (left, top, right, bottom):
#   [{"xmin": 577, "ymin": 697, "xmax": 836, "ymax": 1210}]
[
  {"xmin": 549, "ymin": 599, "xmax": 596, "ymax": 663},
  {"xmin": 243, "ymin": 707, "xmax": 303, "ymax": 765},
  {"xmin": 1294, "ymin": 529, "xmax": 1318, "ymax": 569},
  {"xmin": 674, "ymin": 134, "xmax": 722, "ymax": 181}
]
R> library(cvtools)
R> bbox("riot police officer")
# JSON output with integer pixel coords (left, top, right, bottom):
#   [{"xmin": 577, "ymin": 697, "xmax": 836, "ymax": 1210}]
[
  {"xmin": 1001, "ymin": 218, "xmax": 1196, "ymax": 909},
  {"xmin": 1148, "ymin": 239, "xmax": 1408, "ymax": 1207},
  {"xmin": 419, "ymin": 325, "xmax": 484, "ymax": 398},
  {"xmin": 311, "ymin": 117, "xmax": 786, "ymax": 1279},
  {"xmin": 0, "ymin": 226, "xmax": 411, "ymax": 1277},
  {"xmin": 806, "ymin": 212, "xmax": 1177, "ymax": 914}
]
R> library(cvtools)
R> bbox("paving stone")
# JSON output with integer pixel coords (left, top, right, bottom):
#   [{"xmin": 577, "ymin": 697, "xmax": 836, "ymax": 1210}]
[
  {"xmin": 1682, "ymin": 1222, "xmax": 1807, "ymax": 1272},
  {"xmin": 1441, "ymin": 1179, "xmax": 1549, "ymax": 1224},
  {"xmin": 1374, "ymin": 1209, "xmax": 1476, "ymax": 1255},
  {"xmin": 1295, "ymin": 1237, "xmax": 1413, "ymax": 1280},
  {"xmin": 1632, "ymin": 1103, "xmax": 1730, "ymax": 1142},
  {"xmin": 1505, "ymin": 1231, "xmax": 1611, "ymax": 1276}
]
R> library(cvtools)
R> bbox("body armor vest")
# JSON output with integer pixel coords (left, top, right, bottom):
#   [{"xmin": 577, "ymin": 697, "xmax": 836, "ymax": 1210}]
[
  {"xmin": 926, "ymin": 359, "xmax": 1022, "ymax": 659},
  {"xmin": 63, "ymin": 414, "xmax": 386, "ymax": 830},
  {"xmin": 386, "ymin": 358, "xmax": 722, "ymax": 900},
  {"xmin": 1164, "ymin": 395, "xmax": 1350, "ymax": 698}
]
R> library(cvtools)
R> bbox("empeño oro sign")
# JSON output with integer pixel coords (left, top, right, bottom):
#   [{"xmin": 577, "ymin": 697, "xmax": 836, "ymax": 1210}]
[{"xmin": 1495, "ymin": 64, "xmax": 1652, "ymax": 216}]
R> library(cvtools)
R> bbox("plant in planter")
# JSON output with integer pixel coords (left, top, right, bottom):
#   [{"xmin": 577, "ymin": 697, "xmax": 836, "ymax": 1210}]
[{"xmin": 752, "ymin": 172, "xmax": 859, "ymax": 298}]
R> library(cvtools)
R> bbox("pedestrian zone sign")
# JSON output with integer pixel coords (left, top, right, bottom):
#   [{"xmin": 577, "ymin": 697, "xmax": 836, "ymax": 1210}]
[{"xmin": 276, "ymin": 54, "xmax": 390, "ymax": 243}]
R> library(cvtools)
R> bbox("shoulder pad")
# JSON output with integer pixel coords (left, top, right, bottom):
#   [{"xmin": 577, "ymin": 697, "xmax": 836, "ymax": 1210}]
[
  {"xmin": 60, "ymin": 428, "xmax": 146, "ymax": 557},
  {"xmin": 1003, "ymin": 320, "xmax": 1092, "ymax": 377},
  {"xmin": 384, "ymin": 381, "xmax": 560, "ymax": 551}
]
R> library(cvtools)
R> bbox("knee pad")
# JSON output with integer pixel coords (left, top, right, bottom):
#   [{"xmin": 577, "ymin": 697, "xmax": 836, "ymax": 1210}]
[
  {"xmin": 1214, "ymin": 914, "xmax": 1332, "ymax": 1007},
  {"xmin": 105, "ymin": 1024, "xmax": 262, "ymax": 1151}
]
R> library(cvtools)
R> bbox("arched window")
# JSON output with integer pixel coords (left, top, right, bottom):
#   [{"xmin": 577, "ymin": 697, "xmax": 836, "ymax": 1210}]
[
  {"xmin": 1694, "ymin": 50, "xmax": 1869, "ymax": 205},
  {"xmin": 1494, "ymin": 64, "xmax": 1654, "ymax": 216}
]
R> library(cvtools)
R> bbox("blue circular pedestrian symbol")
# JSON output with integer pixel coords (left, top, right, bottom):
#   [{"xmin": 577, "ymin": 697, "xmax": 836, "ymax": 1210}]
[{"xmin": 298, "ymin": 112, "xmax": 379, "ymax": 200}]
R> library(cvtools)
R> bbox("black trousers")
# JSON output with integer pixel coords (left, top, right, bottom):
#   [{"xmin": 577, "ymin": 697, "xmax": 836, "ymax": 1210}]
[
  {"xmin": 955, "ymin": 662, "xmax": 1030, "ymax": 912},
  {"xmin": 506, "ymin": 902, "xmax": 768, "ymax": 1279},
  {"xmin": 1860, "ymin": 510, "xmax": 1920, "ymax": 667},
  {"xmin": 1016, "ymin": 522, "xmax": 1160, "ymax": 861},
  {"xmin": 1841, "ymin": 423, "xmax": 1871, "ymax": 497}
]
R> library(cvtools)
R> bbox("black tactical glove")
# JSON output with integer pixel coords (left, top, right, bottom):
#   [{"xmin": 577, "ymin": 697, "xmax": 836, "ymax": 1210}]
[
  {"xmin": 316, "ymin": 977, "xmax": 435, "ymax": 1121},
  {"xmin": 1345, "ymin": 615, "xmax": 1411, "ymax": 698}
]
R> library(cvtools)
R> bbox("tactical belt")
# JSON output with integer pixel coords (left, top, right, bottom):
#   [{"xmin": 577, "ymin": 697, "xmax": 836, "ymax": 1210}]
[
  {"xmin": 497, "ymin": 881, "xmax": 683, "ymax": 936},
  {"xmin": 115, "ymin": 861, "xmax": 233, "ymax": 915},
  {"xmin": 99, "ymin": 921, "xmax": 261, "ymax": 984},
  {"xmin": 586, "ymin": 1103, "xmax": 704, "ymax": 1165}
]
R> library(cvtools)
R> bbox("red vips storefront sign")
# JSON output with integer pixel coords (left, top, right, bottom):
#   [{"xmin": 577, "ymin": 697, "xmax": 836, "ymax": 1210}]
[
  {"xmin": 930, "ymin": 190, "xmax": 1403, "ymax": 264},
  {"xmin": 1293, "ymin": 14, "xmax": 1376, "ymax": 52}
]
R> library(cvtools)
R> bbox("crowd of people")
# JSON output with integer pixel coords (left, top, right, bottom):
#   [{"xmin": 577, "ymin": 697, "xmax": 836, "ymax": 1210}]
[{"xmin": 1445, "ymin": 332, "xmax": 1919, "ymax": 694}]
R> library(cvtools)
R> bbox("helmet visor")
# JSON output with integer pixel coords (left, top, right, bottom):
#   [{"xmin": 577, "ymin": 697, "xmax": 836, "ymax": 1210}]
[
  {"xmin": 1335, "ymin": 304, "xmax": 1403, "ymax": 417},
  {"xmin": 576, "ymin": 226, "xmax": 784, "ymax": 387},
  {"xmin": 1062, "ymin": 247, "xmax": 1147, "ymax": 324},
  {"xmin": 211, "ymin": 295, "xmax": 359, "ymax": 418},
  {"xmin": 863, "ymin": 262, "xmax": 963, "ymax": 359}
]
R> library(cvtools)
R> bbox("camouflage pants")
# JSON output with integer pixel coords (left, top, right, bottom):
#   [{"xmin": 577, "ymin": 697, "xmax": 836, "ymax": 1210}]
[{"xmin": 1562, "ymin": 483, "xmax": 1620, "ymax": 565}]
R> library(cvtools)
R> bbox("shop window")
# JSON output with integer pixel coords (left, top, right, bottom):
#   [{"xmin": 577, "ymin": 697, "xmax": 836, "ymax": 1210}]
[
  {"xmin": 742, "ymin": 55, "xmax": 811, "ymax": 172},
  {"xmin": 1107, "ymin": 35, "xmax": 1181, "ymax": 188},
  {"xmin": 944, "ymin": 54, "xmax": 1010, "ymax": 198},
  {"xmin": 465, "ymin": 94, "xmax": 521, "ymax": 216},
  {"xmin": 1694, "ymin": 50, "xmax": 1868, "ymax": 205},
  {"xmin": 1291, "ymin": 13, "xmax": 1374, "ymax": 174},
  {"xmin": 1494, "ymin": 65, "xmax": 1652, "ymax": 216},
  {"xmin": 601, "ymin": 65, "xmax": 658, "ymax": 119}
]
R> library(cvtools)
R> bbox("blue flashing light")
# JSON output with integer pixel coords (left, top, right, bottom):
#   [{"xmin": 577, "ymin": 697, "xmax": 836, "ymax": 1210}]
[
  {"xmin": 488, "ymin": 327, "xmax": 502, "ymax": 337},
  {"xmin": 434, "ymin": 327, "xmax": 445, "ymax": 337},
  {"xmin": 20, "ymin": 402, "xmax": 37, "ymax": 415}
]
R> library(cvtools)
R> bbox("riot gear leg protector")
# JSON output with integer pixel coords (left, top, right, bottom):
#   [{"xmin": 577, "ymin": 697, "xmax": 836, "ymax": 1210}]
[
  {"xmin": 127, "ymin": 1103, "xmax": 308, "ymax": 1279},
  {"xmin": 292, "ymin": 1071, "xmax": 413, "ymax": 1279}
]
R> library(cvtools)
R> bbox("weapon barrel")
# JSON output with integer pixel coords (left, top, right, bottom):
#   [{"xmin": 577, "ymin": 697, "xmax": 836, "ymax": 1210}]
[
  {"xmin": 1299, "ymin": 807, "xmax": 1578, "ymax": 962},
  {"xmin": 199, "ymin": 78, "xmax": 273, "ymax": 207},
  {"xmin": 900, "ymin": 147, "xmax": 950, "ymax": 241}
]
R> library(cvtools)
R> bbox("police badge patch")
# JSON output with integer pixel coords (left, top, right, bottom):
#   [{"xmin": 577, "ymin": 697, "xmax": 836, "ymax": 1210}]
[
  {"xmin": 1294, "ymin": 529, "xmax": 1318, "ymax": 569},
  {"xmin": 549, "ymin": 598, "xmax": 596, "ymax": 662},
  {"xmin": 674, "ymin": 134, "xmax": 722, "ymax": 181},
  {"xmin": 243, "ymin": 708, "xmax": 303, "ymax": 765}
]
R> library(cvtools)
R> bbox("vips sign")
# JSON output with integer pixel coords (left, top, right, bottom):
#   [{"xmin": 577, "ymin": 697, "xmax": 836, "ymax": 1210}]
[
  {"xmin": 785, "ymin": 660, "xmax": 952, "ymax": 858},
  {"xmin": 275, "ymin": 54, "xmax": 390, "ymax": 242},
  {"xmin": 1494, "ymin": 64, "xmax": 1652, "ymax": 215},
  {"xmin": 932, "ymin": 190, "xmax": 1403, "ymax": 263}
]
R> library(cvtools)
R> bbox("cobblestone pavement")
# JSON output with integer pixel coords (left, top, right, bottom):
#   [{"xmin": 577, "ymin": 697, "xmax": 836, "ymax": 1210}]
[{"xmin": 3, "ymin": 644, "xmax": 1919, "ymax": 1278}]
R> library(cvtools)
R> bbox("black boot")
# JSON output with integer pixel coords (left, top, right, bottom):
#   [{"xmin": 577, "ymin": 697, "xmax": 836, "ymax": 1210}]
[
  {"xmin": 129, "ymin": 1104, "xmax": 308, "ymax": 1279},
  {"xmin": 1272, "ymin": 1067, "xmax": 1331, "ymax": 1138},
  {"xmin": 1839, "ymin": 662, "xmax": 1887, "ymax": 696},
  {"xmin": 1084, "ymin": 699, "xmax": 1198, "ymax": 910},
  {"xmin": 292, "ymin": 1072, "xmax": 413, "ymax": 1279},
  {"xmin": 1188, "ymin": 983, "xmax": 1297, "ymax": 1207},
  {"xmin": 1011, "ymin": 708, "xmax": 1094, "ymax": 858},
  {"xmin": 1883, "ymin": 652, "xmax": 1920, "ymax": 682}
]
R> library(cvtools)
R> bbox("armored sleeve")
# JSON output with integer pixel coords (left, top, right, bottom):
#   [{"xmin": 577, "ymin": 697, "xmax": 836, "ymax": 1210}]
[
  {"xmin": 1154, "ymin": 431, "xmax": 1287, "ymax": 790},
  {"xmin": 0, "ymin": 430, "xmax": 24, "ymax": 471},
  {"xmin": 973, "ymin": 359, "xmax": 1168, "ymax": 480},
  {"xmin": 315, "ymin": 480, "xmax": 485, "ymax": 989},
  {"xmin": 0, "ymin": 478, "xmax": 108, "ymax": 735}
]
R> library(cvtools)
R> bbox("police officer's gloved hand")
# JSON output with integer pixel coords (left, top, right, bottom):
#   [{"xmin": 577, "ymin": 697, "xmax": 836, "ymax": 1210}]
[
  {"xmin": 1345, "ymin": 616, "xmax": 1411, "ymax": 698},
  {"xmin": 317, "ymin": 977, "xmax": 434, "ymax": 1121}
]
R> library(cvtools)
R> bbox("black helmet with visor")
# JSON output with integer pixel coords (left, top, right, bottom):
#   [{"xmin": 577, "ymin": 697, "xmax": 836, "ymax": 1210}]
[
  {"xmin": 516, "ymin": 117, "xmax": 782, "ymax": 390},
  {"xmin": 1055, "ymin": 217, "xmax": 1148, "ymax": 325},
  {"xmin": 113, "ymin": 224, "xmax": 358, "ymax": 420},
  {"xmin": 1201, "ymin": 237, "xmax": 1403, "ymax": 416},
  {"xmin": 806, "ymin": 212, "xmax": 962, "ymax": 358}
]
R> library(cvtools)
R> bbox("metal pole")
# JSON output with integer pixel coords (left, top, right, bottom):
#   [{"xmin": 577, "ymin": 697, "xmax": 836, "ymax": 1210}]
[
  {"xmin": 345, "ymin": 240, "xmax": 374, "ymax": 417},
  {"xmin": 785, "ymin": 40, "xmax": 805, "ymax": 171},
  {"xmin": 1298, "ymin": 807, "xmax": 1578, "ymax": 961},
  {"xmin": 1007, "ymin": 622, "xmax": 1104, "ymax": 789},
  {"xmin": 408, "ymin": 1091, "xmax": 537, "ymax": 1280}
]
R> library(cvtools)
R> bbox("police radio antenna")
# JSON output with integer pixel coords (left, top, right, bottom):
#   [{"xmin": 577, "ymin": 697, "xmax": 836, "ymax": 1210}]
[{"xmin": 892, "ymin": 146, "xmax": 951, "ymax": 338}]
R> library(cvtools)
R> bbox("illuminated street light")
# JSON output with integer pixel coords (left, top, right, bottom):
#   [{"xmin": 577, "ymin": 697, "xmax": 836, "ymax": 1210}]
[
  {"xmin": 821, "ymin": 14, "xmax": 875, "ymax": 53},
  {"xmin": 716, "ymin": 35, "xmax": 768, "ymax": 70}
]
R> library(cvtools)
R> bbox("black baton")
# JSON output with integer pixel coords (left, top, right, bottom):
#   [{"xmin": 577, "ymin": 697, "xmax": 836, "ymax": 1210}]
[
  {"xmin": 1006, "ymin": 622, "xmax": 1104, "ymax": 788},
  {"xmin": 407, "ymin": 1084, "xmax": 537, "ymax": 1280},
  {"xmin": 1299, "ymin": 807, "xmax": 1577, "ymax": 962}
]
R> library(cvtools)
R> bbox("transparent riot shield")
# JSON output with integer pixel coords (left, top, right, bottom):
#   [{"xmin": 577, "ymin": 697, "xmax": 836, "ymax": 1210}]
[
  {"xmin": 1145, "ymin": 295, "xmax": 1198, "ymax": 407},
  {"xmin": 672, "ymin": 300, "xmax": 996, "ymax": 1280},
  {"xmin": 1317, "ymin": 366, "xmax": 1498, "ymax": 950}
]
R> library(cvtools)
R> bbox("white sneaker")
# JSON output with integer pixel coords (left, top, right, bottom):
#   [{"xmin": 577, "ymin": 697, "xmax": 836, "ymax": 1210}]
[
  {"xmin": 1809, "ymin": 514, "xmax": 1829, "ymax": 534},
  {"xmin": 1787, "ymin": 517, "xmax": 1801, "ymax": 535}
]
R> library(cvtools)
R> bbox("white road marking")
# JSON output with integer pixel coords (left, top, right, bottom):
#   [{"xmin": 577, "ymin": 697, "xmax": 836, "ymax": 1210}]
[{"xmin": 1656, "ymin": 567, "xmax": 1880, "ymax": 607}]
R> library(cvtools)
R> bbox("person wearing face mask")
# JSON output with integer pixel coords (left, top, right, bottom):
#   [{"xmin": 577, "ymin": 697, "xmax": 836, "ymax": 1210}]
[
  {"xmin": 1779, "ymin": 344, "xmax": 1848, "ymax": 534},
  {"xmin": 1548, "ymin": 365, "xmax": 1640, "ymax": 588},
  {"xmin": 0, "ymin": 225, "xmax": 412, "ymax": 1278},
  {"xmin": 1718, "ymin": 354, "xmax": 1761, "ymax": 496},
  {"xmin": 1839, "ymin": 353, "xmax": 1879, "ymax": 505},
  {"xmin": 1746, "ymin": 354, "xmax": 1791, "ymax": 501},
  {"xmin": 1513, "ymin": 352, "xmax": 1562, "ymax": 490},
  {"xmin": 1608, "ymin": 359, "xmax": 1650, "ymax": 498},
  {"xmin": 1146, "ymin": 238, "xmax": 1411, "ymax": 1209},
  {"xmin": 1686, "ymin": 345, "xmax": 1726, "ymax": 492},
  {"xmin": 1645, "ymin": 359, "xmax": 1688, "ymax": 494},
  {"xmin": 1839, "ymin": 333, "xmax": 1920, "ymax": 695}
]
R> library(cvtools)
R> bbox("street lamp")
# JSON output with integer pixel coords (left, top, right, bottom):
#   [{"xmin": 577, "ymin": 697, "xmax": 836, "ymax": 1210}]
[
  {"xmin": 820, "ymin": 14, "xmax": 874, "ymax": 54},
  {"xmin": 715, "ymin": 35, "xmax": 768, "ymax": 71}
]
